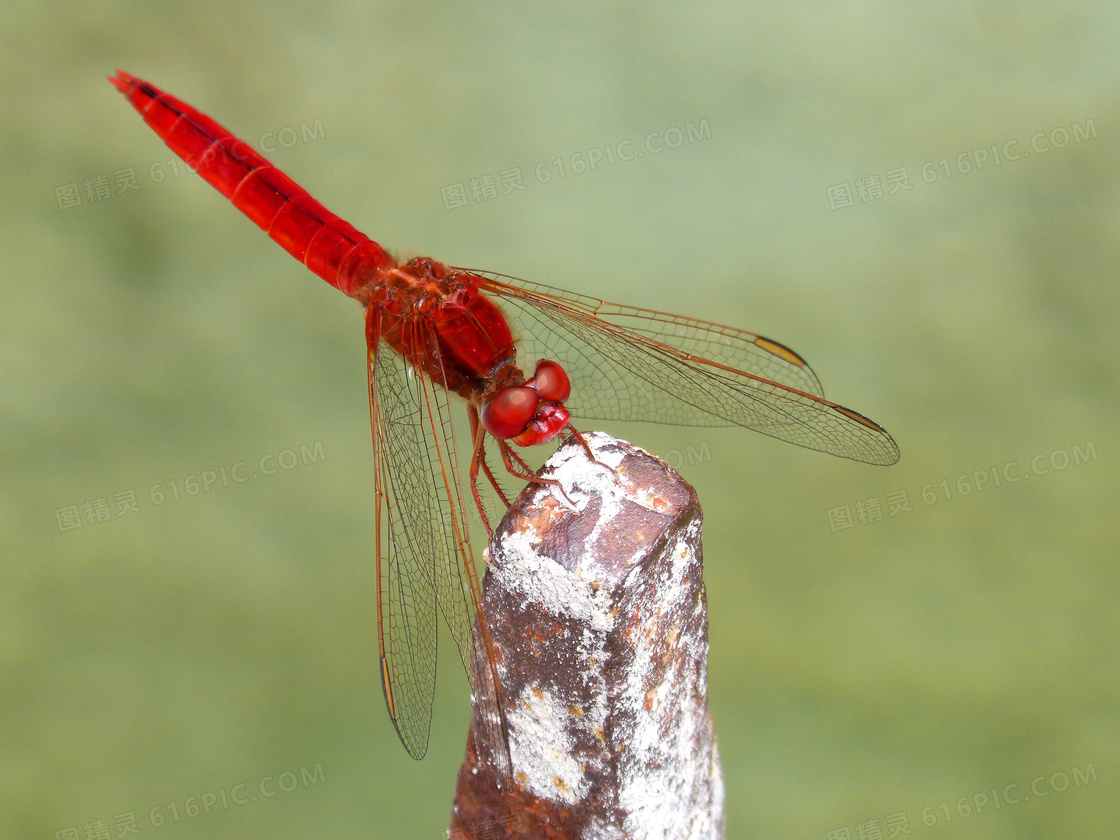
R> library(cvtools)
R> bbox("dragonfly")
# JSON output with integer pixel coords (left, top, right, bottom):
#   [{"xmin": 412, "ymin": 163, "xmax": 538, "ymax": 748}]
[{"xmin": 110, "ymin": 70, "xmax": 899, "ymax": 773}]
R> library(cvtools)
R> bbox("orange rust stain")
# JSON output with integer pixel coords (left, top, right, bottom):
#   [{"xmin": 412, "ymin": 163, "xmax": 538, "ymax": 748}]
[
  {"xmin": 528, "ymin": 625, "xmax": 551, "ymax": 645},
  {"xmin": 666, "ymin": 622, "xmax": 681, "ymax": 647},
  {"xmin": 513, "ymin": 495, "xmax": 572, "ymax": 539}
]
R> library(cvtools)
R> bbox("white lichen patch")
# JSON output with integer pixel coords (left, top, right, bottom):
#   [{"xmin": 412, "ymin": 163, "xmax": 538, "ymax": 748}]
[
  {"xmin": 507, "ymin": 683, "xmax": 590, "ymax": 804},
  {"xmin": 492, "ymin": 524, "xmax": 617, "ymax": 636}
]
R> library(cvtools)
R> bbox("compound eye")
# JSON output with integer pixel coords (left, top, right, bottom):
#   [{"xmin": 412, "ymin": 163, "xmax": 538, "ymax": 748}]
[
  {"xmin": 480, "ymin": 386, "xmax": 539, "ymax": 439},
  {"xmin": 532, "ymin": 360, "xmax": 571, "ymax": 403}
]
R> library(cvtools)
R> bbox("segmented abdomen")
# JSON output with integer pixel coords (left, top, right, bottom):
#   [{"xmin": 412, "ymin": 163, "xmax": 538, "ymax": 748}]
[{"xmin": 110, "ymin": 71, "xmax": 394, "ymax": 298}]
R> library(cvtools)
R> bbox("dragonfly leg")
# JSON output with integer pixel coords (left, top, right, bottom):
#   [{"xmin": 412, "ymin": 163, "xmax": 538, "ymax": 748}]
[
  {"xmin": 471, "ymin": 408, "xmax": 515, "ymax": 506},
  {"xmin": 504, "ymin": 442, "xmax": 536, "ymax": 475},
  {"xmin": 494, "ymin": 439, "xmax": 578, "ymax": 508},
  {"xmin": 468, "ymin": 406, "xmax": 513, "ymax": 539},
  {"xmin": 567, "ymin": 424, "xmax": 619, "ymax": 476}
]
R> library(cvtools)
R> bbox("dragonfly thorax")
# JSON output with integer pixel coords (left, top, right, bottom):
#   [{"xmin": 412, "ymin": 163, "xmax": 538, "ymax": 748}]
[
  {"xmin": 368, "ymin": 258, "xmax": 515, "ymax": 390},
  {"xmin": 367, "ymin": 257, "xmax": 573, "ymax": 445}
]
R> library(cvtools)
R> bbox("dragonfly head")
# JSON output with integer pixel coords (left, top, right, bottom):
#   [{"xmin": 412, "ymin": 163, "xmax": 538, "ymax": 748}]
[{"xmin": 480, "ymin": 360, "xmax": 571, "ymax": 446}]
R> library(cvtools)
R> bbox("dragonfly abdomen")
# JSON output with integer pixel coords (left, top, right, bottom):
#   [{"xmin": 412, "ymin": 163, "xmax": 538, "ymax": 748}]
[{"xmin": 109, "ymin": 71, "xmax": 394, "ymax": 298}]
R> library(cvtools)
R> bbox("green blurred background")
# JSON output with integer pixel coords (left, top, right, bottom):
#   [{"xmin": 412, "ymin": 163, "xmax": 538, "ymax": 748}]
[{"xmin": 2, "ymin": 2, "xmax": 1117, "ymax": 838}]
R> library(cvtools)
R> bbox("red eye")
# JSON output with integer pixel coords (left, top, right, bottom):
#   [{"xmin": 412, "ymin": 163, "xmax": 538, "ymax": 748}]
[
  {"xmin": 532, "ymin": 360, "xmax": 571, "ymax": 403},
  {"xmin": 480, "ymin": 386, "xmax": 539, "ymax": 439}
]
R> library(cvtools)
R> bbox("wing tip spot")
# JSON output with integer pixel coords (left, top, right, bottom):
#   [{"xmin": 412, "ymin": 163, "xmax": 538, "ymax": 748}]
[
  {"xmin": 380, "ymin": 655, "xmax": 397, "ymax": 721},
  {"xmin": 833, "ymin": 403, "xmax": 880, "ymax": 430},
  {"xmin": 831, "ymin": 404, "xmax": 900, "ymax": 464},
  {"xmin": 754, "ymin": 336, "xmax": 808, "ymax": 367}
]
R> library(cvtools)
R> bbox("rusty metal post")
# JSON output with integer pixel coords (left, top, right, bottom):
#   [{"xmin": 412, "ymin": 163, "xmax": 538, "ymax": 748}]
[{"xmin": 450, "ymin": 432, "xmax": 724, "ymax": 840}]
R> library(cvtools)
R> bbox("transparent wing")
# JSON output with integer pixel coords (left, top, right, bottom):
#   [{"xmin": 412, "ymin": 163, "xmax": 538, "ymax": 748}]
[
  {"xmin": 468, "ymin": 270, "xmax": 899, "ymax": 466},
  {"xmin": 368, "ymin": 310, "xmax": 440, "ymax": 758},
  {"xmin": 367, "ymin": 308, "xmax": 510, "ymax": 767}
]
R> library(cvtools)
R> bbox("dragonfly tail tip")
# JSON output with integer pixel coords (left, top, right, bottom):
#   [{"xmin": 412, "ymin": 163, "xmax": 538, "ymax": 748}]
[{"xmin": 108, "ymin": 70, "xmax": 135, "ymax": 94}]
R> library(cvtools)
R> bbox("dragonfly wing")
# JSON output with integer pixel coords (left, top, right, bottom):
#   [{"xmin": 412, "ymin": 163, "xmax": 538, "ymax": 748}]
[
  {"xmin": 471, "ymin": 271, "xmax": 899, "ymax": 466},
  {"xmin": 367, "ymin": 308, "xmax": 512, "ymax": 769},
  {"xmin": 475, "ymin": 272, "xmax": 825, "ymax": 398},
  {"xmin": 368, "ymin": 310, "xmax": 440, "ymax": 758}
]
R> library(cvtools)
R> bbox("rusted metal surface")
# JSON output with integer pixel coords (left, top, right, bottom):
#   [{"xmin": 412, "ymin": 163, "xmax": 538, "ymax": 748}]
[{"xmin": 450, "ymin": 432, "xmax": 723, "ymax": 840}]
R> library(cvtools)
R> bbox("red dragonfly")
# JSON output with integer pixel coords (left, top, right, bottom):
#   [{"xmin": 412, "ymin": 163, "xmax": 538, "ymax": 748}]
[{"xmin": 110, "ymin": 71, "xmax": 898, "ymax": 770}]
